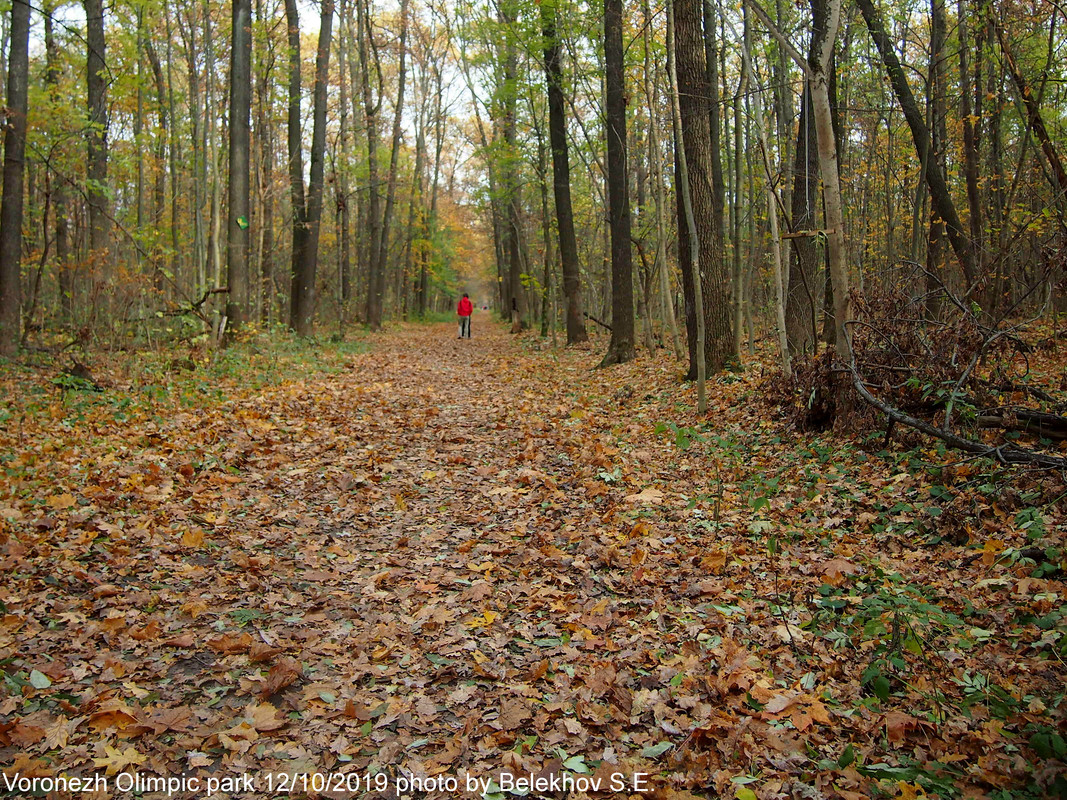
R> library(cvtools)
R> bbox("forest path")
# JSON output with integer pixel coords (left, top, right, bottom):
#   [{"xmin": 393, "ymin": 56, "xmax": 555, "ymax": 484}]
[{"xmin": 3, "ymin": 321, "xmax": 1058, "ymax": 797}]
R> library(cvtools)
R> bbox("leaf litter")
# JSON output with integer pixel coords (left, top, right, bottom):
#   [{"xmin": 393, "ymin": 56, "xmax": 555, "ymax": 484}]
[{"xmin": 0, "ymin": 324, "xmax": 1064, "ymax": 799}]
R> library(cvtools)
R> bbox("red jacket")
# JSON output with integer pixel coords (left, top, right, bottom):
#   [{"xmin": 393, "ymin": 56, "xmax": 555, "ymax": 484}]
[{"xmin": 457, "ymin": 297, "xmax": 473, "ymax": 316}]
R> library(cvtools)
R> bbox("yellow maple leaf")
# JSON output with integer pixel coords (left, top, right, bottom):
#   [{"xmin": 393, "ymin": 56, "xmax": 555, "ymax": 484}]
[
  {"xmin": 93, "ymin": 745, "xmax": 146, "ymax": 776},
  {"xmin": 465, "ymin": 611, "xmax": 498, "ymax": 629}
]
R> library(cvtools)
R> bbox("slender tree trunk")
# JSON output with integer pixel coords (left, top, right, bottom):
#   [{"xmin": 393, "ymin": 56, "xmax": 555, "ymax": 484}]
[
  {"xmin": 542, "ymin": 0, "xmax": 587, "ymax": 344},
  {"xmin": 642, "ymin": 0, "xmax": 682, "ymax": 359},
  {"xmin": 926, "ymin": 0, "xmax": 947, "ymax": 315},
  {"xmin": 785, "ymin": 83, "xmax": 819, "ymax": 355},
  {"xmin": 45, "ymin": 4, "xmax": 72, "ymax": 325},
  {"xmin": 165, "ymin": 6, "xmax": 181, "ymax": 293},
  {"xmin": 0, "ymin": 0, "xmax": 29, "ymax": 354},
  {"xmin": 732, "ymin": 60, "xmax": 746, "ymax": 357},
  {"xmin": 360, "ymin": 0, "xmax": 384, "ymax": 328},
  {"xmin": 84, "ymin": 0, "xmax": 109, "ymax": 278},
  {"xmin": 337, "ymin": 0, "xmax": 352, "ymax": 316},
  {"xmin": 739, "ymin": 2, "xmax": 789, "ymax": 374},
  {"xmin": 284, "ymin": 0, "xmax": 307, "ymax": 329},
  {"xmin": 599, "ymin": 0, "xmax": 635, "ymax": 366},
  {"xmin": 500, "ymin": 0, "xmax": 526, "ymax": 332},
  {"xmin": 856, "ymin": 0, "xmax": 977, "ymax": 289},
  {"xmin": 226, "ymin": 0, "xmax": 252, "ymax": 331},
  {"xmin": 144, "ymin": 39, "xmax": 168, "ymax": 297},
  {"xmin": 994, "ymin": 19, "xmax": 1067, "ymax": 195},
  {"xmin": 809, "ymin": 0, "xmax": 849, "ymax": 355},
  {"xmin": 668, "ymin": 0, "xmax": 705, "ymax": 407},
  {"xmin": 254, "ymin": 0, "xmax": 275, "ymax": 323},
  {"xmin": 958, "ymin": 0, "xmax": 983, "ymax": 282},
  {"xmin": 290, "ymin": 0, "xmax": 334, "ymax": 335},
  {"xmin": 377, "ymin": 0, "xmax": 409, "ymax": 322}
]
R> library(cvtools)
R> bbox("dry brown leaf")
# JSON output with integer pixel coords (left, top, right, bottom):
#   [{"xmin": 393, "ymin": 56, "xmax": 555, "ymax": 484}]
[{"xmin": 260, "ymin": 657, "xmax": 302, "ymax": 699}]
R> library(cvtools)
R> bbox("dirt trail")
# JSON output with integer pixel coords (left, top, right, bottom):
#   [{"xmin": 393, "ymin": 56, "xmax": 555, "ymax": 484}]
[{"xmin": 5, "ymin": 322, "xmax": 1063, "ymax": 797}]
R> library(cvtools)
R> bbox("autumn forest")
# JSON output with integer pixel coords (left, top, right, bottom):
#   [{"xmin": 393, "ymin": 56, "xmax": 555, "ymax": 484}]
[{"xmin": 1, "ymin": 0, "xmax": 1067, "ymax": 794}]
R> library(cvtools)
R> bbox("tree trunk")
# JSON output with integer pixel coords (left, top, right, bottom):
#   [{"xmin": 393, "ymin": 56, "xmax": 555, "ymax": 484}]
[
  {"xmin": 377, "ymin": 0, "xmax": 409, "ymax": 323},
  {"xmin": 226, "ymin": 0, "xmax": 252, "ymax": 331},
  {"xmin": 808, "ymin": 0, "xmax": 849, "ymax": 356},
  {"xmin": 360, "ymin": 0, "xmax": 384, "ymax": 329},
  {"xmin": 291, "ymin": 0, "xmax": 334, "ymax": 336},
  {"xmin": 0, "ymin": 0, "xmax": 29, "ymax": 354},
  {"xmin": 84, "ymin": 0, "xmax": 109, "ymax": 273},
  {"xmin": 856, "ymin": 0, "xmax": 977, "ymax": 289},
  {"xmin": 337, "ymin": 0, "xmax": 352, "ymax": 313},
  {"xmin": 599, "ymin": 0, "xmax": 635, "ymax": 366},
  {"xmin": 668, "ymin": 0, "xmax": 705, "ymax": 408},
  {"xmin": 45, "ymin": 3, "xmax": 72, "ymax": 326},
  {"xmin": 285, "ymin": 0, "xmax": 307, "ymax": 332},
  {"xmin": 926, "ymin": 0, "xmax": 947, "ymax": 316},
  {"xmin": 542, "ymin": 0, "xmax": 588, "ymax": 345},
  {"xmin": 785, "ymin": 83, "xmax": 819, "ymax": 355},
  {"xmin": 642, "ymin": 0, "xmax": 683, "ymax": 359},
  {"xmin": 675, "ymin": 0, "xmax": 731, "ymax": 375},
  {"xmin": 958, "ymin": 0, "xmax": 983, "ymax": 284}
]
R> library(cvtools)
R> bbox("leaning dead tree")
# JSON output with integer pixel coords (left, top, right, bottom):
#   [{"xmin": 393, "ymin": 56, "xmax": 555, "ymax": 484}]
[{"xmin": 789, "ymin": 260, "xmax": 1067, "ymax": 470}]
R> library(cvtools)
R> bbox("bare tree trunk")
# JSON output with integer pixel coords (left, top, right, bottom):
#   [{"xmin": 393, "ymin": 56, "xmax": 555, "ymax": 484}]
[
  {"xmin": 926, "ymin": 0, "xmax": 947, "ymax": 317},
  {"xmin": 45, "ymin": 3, "xmax": 72, "ymax": 326},
  {"xmin": 85, "ymin": 0, "xmax": 109, "ymax": 284},
  {"xmin": 254, "ymin": 0, "xmax": 275, "ymax": 323},
  {"xmin": 958, "ymin": 0, "xmax": 983, "ymax": 284},
  {"xmin": 667, "ymin": 0, "xmax": 705, "ymax": 407},
  {"xmin": 144, "ymin": 38, "xmax": 168, "ymax": 298},
  {"xmin": 377, "ymin": 0, "xmax": 409, "ymax": 323},
  {"xmin": 542, "ymin": 0, "xmax": 587, "ymax": 344},
  {"xmin": 226, "ymin": 0, "xmax": 252, "ymax": 331},
  {"xmin": 598, "ymin": 0, "xmax": 634, "ymax": 366},
  {"xmin": 675, "ymin": 0, "xmax": 731, "ymax": 375},
  {"xmin": 739, "ymin": 3, "xmax": 790, "ymax": 375},
  {"xmin": 732, "ymin": 55, "xmax": 747, "ymax": 358},
  {"xmin": 337, "ymin": 0, "xmax": 352, "ymax": 315},
  {"xmin": 360, "ymin": 0, "xmax": 384, "ymax": 329},
  {"xmin": 785, "ymin": 83, "xmax": 819, "ymax": 355},
  {"xmin": 809, "ymin": 0, "xmax": 849, "ymax": 355},
  {"xmin": 290, "ymin": 0, "xmax": 334, "ymax": 336},
  {"xmin": 0, "ymin": 0, "xmax": 29, "ymax": 354},
  {"xmin": 642, "ymin": 0, "xmax": 682, "ymax": 359}
]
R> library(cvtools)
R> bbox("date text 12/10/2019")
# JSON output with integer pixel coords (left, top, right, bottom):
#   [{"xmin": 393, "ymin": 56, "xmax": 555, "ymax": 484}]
[{"xmin": 3, "ymin": 770, "xmax": 652, "ymax": 797}]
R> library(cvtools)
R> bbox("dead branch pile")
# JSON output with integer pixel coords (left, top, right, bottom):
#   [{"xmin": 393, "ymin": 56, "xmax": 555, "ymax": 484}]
[{"xmin": 774, "ymin": 271, "xmax": 1067, "ymax": 469}]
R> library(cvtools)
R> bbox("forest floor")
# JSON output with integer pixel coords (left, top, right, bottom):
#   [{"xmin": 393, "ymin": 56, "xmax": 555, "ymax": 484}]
[{"xmin": 0, "ymin": 321, "xmax": 1065, "ymax": 800}]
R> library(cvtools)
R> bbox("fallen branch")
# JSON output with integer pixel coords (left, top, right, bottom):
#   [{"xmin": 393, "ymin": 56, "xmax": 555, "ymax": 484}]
[
  {"xmin": 844, "ymin": 334, "xmax": 1067, "ymax": 470},
  {"xmin": 583, "ymin": 312, "xmax": 612, "ymax": 332},
  {"xmin": 977, "ymin": 409, "xmax": 1067, "ymax": 441}
]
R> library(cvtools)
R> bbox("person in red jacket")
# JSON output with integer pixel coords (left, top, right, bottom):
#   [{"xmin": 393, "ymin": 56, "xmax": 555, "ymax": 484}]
[{"xmin": 457, "ymin": 293, "xmax": 473, "ymax": 338}]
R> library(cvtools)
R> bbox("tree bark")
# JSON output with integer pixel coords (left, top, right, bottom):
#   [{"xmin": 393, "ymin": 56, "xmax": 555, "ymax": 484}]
[
  {"xmin": 377, "ymin": 0, "xmax": 409, "ymax": 324},
  {"xmin": 542, "ymin": 0, "xmax": 588, "ymax": 345},
  {"xmin": 0, "ymin": 0, "xmax": 29, "ymax": 354},
  {"xmin": 226, "ymin": 0, "xmax": 253, "ymax": 331},
  {"xmin": 290, "ymin": 0, "xmax": 334, "ymax": 336},
  {"xmin": 84, "ymin": 0, "xmax": 109, "ymax": 269},
  {"xmin": 360, "ymin": 0, "xmax": 384, "ymax": 329},
  {"xmin": 808, "ymin": 0, "xmax": 849, "ymax": 356},
  {"xmin": 599, "ymin": 0, "xmax": 635, "ymax": 366},
  {"xmin": 668, "ymin": 0, "xmax": 706, "ymax": 408},
  {"xmin": 284, "ymin": 0, "xmax": 307, "ymax": 331},
  {"xmin": 45, "ymin": 3, "xmax": 72, "ymax": 326},
  {"xmin": 675, "ymin": 0, "xmax": 731, "ymax": 375}
]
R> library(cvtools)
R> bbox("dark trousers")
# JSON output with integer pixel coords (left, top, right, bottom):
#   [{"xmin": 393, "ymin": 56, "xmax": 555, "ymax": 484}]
[{"xmin": 458, "ymin": 316, "xmax": 471, "ymax": 338}]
